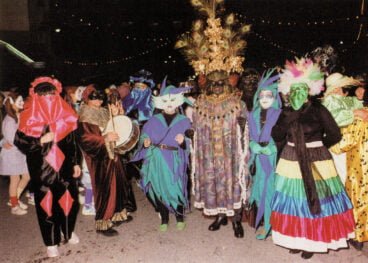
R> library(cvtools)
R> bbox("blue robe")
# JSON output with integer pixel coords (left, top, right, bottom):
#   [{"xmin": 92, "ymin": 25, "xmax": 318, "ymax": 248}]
[{"xmin": 132, "ymin": 113, "xmax": 191, "ymax": 212}]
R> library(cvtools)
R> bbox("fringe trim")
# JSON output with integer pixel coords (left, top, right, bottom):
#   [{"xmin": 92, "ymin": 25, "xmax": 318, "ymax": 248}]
[
  {"xmin": 111, "ymin": 209, "xmax": 129, "ymax": 222},
  {"xmin": 194, "ymin": 201, "xmax": 242, "ymax": 216},
  {"xmin": 95, "ymin": 219, "xmax": 114, "ymax": 231},
  {"xmin": 237, "ymin": 121, "xmax": 249, "ymax": 204},
  {"xmin": 190, "ymin": 133, "xmax": 196, "ymax": 196}
]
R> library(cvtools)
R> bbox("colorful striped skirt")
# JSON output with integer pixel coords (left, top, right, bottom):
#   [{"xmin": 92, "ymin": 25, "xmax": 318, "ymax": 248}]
[{"xmin": 270, "ymin": 143, "xmax": 355, "ymax": 252}]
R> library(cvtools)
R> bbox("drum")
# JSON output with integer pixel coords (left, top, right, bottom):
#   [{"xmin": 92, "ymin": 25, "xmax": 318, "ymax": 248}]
[{"xmin": 104, "ymin": 115, "xmax": 140, "ymax": 155}]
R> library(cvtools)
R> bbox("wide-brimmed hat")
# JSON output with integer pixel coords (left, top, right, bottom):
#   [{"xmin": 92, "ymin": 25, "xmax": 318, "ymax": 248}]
[{"xmin": 325, "ymin": 73, "xmax": 362, "ymax": 97}]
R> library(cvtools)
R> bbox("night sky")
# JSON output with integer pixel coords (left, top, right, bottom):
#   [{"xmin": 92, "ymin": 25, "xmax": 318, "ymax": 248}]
[{"xmin": 1, "ymin": 0, "xmax": 367, "ymax": 89}]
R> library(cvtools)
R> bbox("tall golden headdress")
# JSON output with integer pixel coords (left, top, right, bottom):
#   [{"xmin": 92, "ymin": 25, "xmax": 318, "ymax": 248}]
[{"xmin": 175, "ymin": 0, "xmax": 251, "ymax": 76}]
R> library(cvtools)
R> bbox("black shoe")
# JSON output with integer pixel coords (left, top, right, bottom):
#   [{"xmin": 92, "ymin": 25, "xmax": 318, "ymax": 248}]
[
  {"xmin": 232, "ymin": 222, "xmax": 244, "ymax": 238},
  {"xmin": 289, "ymin": 249, "xmax": 302, "ymax": 254},
  {"xmin": 349, "ymin": 239, "xmax": 364, "ymax": 251},
  {"xmin": 96, "ymin": 228, "xmax": 119, "ymax": 237},
  {"xmin": 301, "ymin": 251, "xmax": 314, "ymax": 259},
  {"xmin": 208, "ymin": 215, "xmax": 228, "ymax": 231},
  {"xmin": 113, "ymin": 215, "xmax": 133, "ymax": 227}
]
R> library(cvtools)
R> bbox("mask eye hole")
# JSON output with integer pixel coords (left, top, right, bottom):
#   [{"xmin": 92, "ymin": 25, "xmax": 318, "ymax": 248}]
[
  {"xmin": 162, "ymin": 99, "xmax": 168, "ymax": 103},
  {"xmin": 170, "ymin": 98, "xmax": 176, "ymax": 102}
]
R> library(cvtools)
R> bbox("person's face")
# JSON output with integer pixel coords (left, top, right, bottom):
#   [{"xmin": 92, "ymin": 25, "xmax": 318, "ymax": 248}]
[
  {"xmin": 210, "ymin": 80, "xmax": 226, "ymax": 95},
  {"xmin": 355, "ymin": 87, "xmax": 365, "ymax": 100},
  {"xmin": 134, "ymin": 82, "xmax": 148, "ymax": 90},
  {"xmin": 242, "ymin": 74, "xmax": 259, "ymax": 89},
  {"xmin": 332, "ymin": 87, "xmax": 347, "ymax": 96},
  {"xmin": 259, "ymin": 90, "xmax": 274, "ymax": 110},
  {"xmin": 88, "ymin": 99, "xmax": 103, "ymax": 108},
  {"xmin": 12, "ymin": 96, "xmax": 24, "ymax": 111}
]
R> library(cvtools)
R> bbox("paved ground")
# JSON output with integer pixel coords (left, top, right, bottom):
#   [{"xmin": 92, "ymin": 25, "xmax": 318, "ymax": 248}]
[{"xmin": 0, "ymin": 177, "xmax": 367, "ymax": 263}]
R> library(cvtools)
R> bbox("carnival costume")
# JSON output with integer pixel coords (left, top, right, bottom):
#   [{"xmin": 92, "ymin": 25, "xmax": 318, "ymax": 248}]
[
  {"xmin": 14, "ymin": 77, "xmax": 81, "ymax": 251},
  {"xmin": 322, "ymin": 73, "xmax": 363, "ymax": 184},
  {"xmin": 77, "ymin": 86, "xmax": 133, "ymax": 234},
  {"xmin": 329, "ymin": 82, "xmax": 368, "ymax": 248},
  {"xmin": 176, "ymin": 0, "xmax": 250, "ymax": 238},
  {"xmin": 248, "ymin": 69, "xmax": 281, "ymax": 240},
  {"xmin": 132, "ymin": 80, "xmax": 192, "ymax": 231},
  {"xmin": 270, "ymin": 58, "xmax": 355, "ymax": 257},
  {"xmin": 123, "ymin": 69, "xmax": 155, "ymax": 124}
]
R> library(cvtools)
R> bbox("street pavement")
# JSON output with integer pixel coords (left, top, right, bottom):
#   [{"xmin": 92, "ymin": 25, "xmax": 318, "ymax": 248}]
[{"xmin": 1, "ymin": 177, "xmax": 367, "ymax": 263}]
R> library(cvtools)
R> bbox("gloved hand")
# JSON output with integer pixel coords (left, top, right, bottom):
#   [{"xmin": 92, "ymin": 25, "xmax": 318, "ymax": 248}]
[
  {"xmin": 237, "ymin": 116, "xmax": 247, "ymax": 128},
  {"xmin": 250, "ymin": 141, "xmax": 262, "ymax": 154},
  {"xmin": 260, "ymin": 144, "xmax": 277, "ymax": 156},
  {"xmin": 260, "ymin": 146, "xmax": 272, "ymax": 155},
  {"xmin": 185, "ymin": 129, "xmax": 195, "ymax": 140}
]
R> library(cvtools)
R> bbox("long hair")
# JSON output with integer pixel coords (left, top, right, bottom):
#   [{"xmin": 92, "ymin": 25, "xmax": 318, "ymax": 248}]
[
  {"xmin": 3, "ymin": 91, "xmax": 20, "ymax": 123},
  {"xmin": 0, "ymin": 92, "xmax": 5, "ymax": 140},
  {"xmin": 63, "ymin": 85, "xmax": 78, "ymax": 107}
]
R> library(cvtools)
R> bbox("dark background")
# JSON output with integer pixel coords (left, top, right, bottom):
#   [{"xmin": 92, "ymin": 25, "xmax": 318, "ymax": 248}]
[{"xmin": 0, "ymin": 0, "xmax": 367, "ymax": 91}]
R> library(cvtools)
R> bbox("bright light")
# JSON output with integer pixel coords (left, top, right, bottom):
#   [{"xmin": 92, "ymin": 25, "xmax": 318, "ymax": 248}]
[{"xmin": 55, "ymin": 28, "xmax": 61, "ymax": 33}]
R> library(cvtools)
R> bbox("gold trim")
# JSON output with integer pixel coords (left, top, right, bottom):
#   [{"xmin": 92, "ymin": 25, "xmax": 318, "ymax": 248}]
[
  {"xmin": 111, "ymin": 209, "xmax": 129, "ymax": 222},
  {"xmin": 95, "ymin": 219, "xmax": 114, "ymax": 231}
]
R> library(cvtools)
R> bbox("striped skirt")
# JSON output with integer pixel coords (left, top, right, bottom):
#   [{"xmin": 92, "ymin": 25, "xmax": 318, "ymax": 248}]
[{"xmin": 270, "ymin": 143, "xmax": 355, "ymax": 252}]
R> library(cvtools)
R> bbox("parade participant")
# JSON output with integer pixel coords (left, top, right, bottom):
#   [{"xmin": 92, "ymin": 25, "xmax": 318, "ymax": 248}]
[
  {"xmin": 78, "ymin": 85, "xmax": 133, "ymax": 237},
  {"xmin": 14, "ymin": 77, "xmax": 81, "ymax": 258},
  {"xmin": 123, "ymin": 69, "xmax": 155, "ymax": 124},
  {"xmin": 0, "ymin": 91, "xmax": 30, "ymax": 215},
  {"xmin": 270, "ymin": 58, "xmax": 355, "ymax": 259},
  {"xmin": 330, "ymin": 81, "xmax": 368, "ymax": 251},
  {"xmin": 175, "ymin": 0, "xmax": 250, "ymax": 238},
  {"xmin": 64, "ymin": 85, "xmax": 95, "ymax": 215},
  {"xmin": 239, "ymin": 68, "xmax": 261, "ymax": 111},
  {"xmin": 322, "ymin": 73, "xmax": 368, "ymax": 184},
  {"xmin": 132, "ymin": 79, "xmax": 192, "ymax": 231},
  {"xmin": 248, "ymin": 69, "xmax": 281, "ymax": 240}
]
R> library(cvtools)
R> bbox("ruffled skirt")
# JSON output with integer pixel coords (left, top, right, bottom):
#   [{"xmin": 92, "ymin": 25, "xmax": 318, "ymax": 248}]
[{"xmin": 270, "ymin": 144, "xmax": 355, "ymax": 252}]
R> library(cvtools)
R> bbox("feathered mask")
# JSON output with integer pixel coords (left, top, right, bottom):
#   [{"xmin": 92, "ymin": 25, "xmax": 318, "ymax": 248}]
[
  {"xmin": 175, "ymin": 0, "xmax": 250, "ymax": 76},
  {"xmin": 278, "ymin": 57, "xmax": 325, "ymax": 96}
]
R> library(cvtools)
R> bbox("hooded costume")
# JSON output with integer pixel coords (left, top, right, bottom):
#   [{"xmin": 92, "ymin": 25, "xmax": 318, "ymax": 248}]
[
  {"xmin": 123, "ymin": 69, "xmax": 155, "ymax": 123},
  {"xmin": 14, "ymin": 77, "xmax": 80, "ymax": 246},
  {"xmin": 132, "ymin": 80, "xmax": 192, "ymax": 229},
  {"xmin": 270, "ymin": 58, "xmax": 355, "ymax": 253},
  {"xmin": 248, "ymin": 69, "xmax": 281, "ymax": 239}
]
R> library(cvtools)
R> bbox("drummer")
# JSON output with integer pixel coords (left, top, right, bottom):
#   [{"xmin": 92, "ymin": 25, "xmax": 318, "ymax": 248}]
[{"xmin": 77, "ymin": 85, "xmax": 134, "ymax": 237}]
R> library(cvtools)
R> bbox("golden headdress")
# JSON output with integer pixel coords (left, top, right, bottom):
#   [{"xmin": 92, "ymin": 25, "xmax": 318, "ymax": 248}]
[{"xmin": 175, "ymin": 0, "xmax": 251, "ymax": 76}]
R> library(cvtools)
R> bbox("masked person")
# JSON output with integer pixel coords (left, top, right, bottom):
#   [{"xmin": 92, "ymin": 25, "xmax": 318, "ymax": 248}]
[
  {"xmin": 77, "ymin": 85, "xmax": 133, "ymax": 237},
  {"xmin": 192, "ymin": 70, "xmax": 249, "ymax": 238},
  {"xmin": 248, "ymin": 69, "xmax": 281, "ymax": 240},
  {"xmin": 132, "ymin": 79, "xmax": 192, "ymax": 231},
  {"xmin": 270, "ymin": 58, "xmax": 355, "ymax": 259},
  {"xmin": 14, "ymin": 77, "xmax": 81, "ymax": 258},
  {"xmin": 123, "ymin": 69, "xmax": 155, "ymax": 124}
]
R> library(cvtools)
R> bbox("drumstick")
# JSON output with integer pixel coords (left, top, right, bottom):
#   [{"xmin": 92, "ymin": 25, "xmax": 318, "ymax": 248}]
[{"xmin": 108, "ymin": 104, "xmax": 117, "ymax": 148}]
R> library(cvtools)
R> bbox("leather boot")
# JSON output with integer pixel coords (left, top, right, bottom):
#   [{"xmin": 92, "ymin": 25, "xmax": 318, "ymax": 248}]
[
  {"xmin": 208, "ymin": 215, "xmax": 228, "ymax": 231},
  {"xmin": 349, "ymin": 239, "xmax": 364, "ymax": 251},
  {"xmin": 96, "ymin": 228, "xmax": 119, "ymax": 237},
  {"xmin": 301, "ymin": 251, "xmax": 314, "ymax": 259},
  {"xmin": 232, "ymin": 221, "xmax": 244, "ymax": 238}
]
